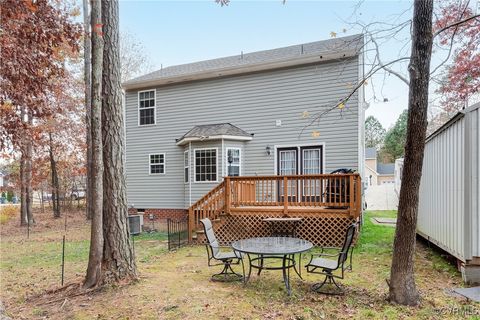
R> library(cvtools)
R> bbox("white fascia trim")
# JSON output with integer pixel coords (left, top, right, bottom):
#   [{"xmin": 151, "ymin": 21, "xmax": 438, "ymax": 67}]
[
  {"xmin": 176, "ymin": 135, "xmax": 252, "ymax": 146},
  {"xmin": 123, "ymin": 49, "xmax": 358, "ymax": 91}
]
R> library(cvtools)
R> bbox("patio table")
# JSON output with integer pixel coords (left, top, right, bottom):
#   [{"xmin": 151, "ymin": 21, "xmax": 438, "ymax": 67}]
[{"xmin": 232, "ymin": 237, "xmax": 313, "ymax": 295}]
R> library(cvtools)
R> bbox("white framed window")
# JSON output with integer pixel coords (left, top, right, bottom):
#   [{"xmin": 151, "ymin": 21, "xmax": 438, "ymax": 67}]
[
  {"xmin": 226, "ymin": 147, "xmax": 241, "ymax": 176},
  {"xmin": 184, "ymin": 150, "xmax": 189, "ymax": 183},
  {"xmin": 138, "ymin": 90, "xmax": 156, "ymax": 126},
  {"xmin": 194, "ymin": 148, "xmax": 217, "ymax": 182},
  {"xmin": 149, "ymin": 153, "xmax": 165, "ymax": 175}
]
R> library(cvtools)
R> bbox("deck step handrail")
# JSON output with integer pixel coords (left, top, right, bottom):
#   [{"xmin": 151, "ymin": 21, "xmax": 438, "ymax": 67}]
[{"xmin": 188, "ymin": 180, "xmax": 225, "ymax": 241}]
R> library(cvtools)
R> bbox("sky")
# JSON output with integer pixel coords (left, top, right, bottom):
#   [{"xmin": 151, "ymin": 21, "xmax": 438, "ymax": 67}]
[{"xmin": 118, "ymin": 0, "xmax": 416, "ymax": 129}]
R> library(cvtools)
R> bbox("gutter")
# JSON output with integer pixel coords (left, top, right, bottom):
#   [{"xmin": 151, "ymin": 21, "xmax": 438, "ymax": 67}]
[{"xmin": 176, "ymin": 135, "xmax": 253, "ymax": 146}]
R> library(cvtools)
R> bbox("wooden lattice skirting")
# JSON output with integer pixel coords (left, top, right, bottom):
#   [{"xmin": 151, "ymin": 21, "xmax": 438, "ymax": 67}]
[{"xmin": 203, "ymin": 211, "xmax": 358, "ymax": 247}]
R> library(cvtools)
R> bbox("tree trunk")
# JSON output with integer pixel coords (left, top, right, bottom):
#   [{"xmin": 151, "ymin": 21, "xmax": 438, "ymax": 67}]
[
  {"xmin": 20, "ymin": 150, "xmax": 27, "ymax": 226},
  {"xmin": 25, "ymin": 112, "xmax": 34, "ymax": 224},
  {"xmin": 19, "ymin": 108, "xmax": 27, "ymax": 226},
  {"xmin": 101, "ymin": 0, "xmax": 137, "ymax": 282},
  {"xmin": 84, "ymin": 0, "xmax": 104, "ymax": 289},
  {"xmin": 83, "ymin": 0, "xmax": 93, "ymax": 221},
  {"xmin": 49, "ymin": 133, "xmax": 61, "ymax": 218},
  {"xmin": 388, "ymin": 0, "xmax": 433, "ymax": 306}
]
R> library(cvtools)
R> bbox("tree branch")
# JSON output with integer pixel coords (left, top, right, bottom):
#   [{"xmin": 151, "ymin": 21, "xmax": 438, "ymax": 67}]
[
  {"xmin": 433, "ymin": 14, "xmax": 480, "ymax": 38},
  {"xmin": 371, "ymin": 36, "xmax": 410, "ymax": 85}
]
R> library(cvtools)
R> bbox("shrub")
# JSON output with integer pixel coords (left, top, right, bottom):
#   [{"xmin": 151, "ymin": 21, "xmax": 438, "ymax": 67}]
[{"xmin": 0, "ymin": 205, "xmax": 18, "ymax": 224}]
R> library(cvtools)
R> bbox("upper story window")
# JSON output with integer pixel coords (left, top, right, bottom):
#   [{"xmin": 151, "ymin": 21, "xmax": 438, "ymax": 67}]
[
  {"xmin": 149, "ymin": 154, "xmax": 165, "ymax": 174},
  {"xmin": 195, "ymin": 148, "xmax": 217, "ymax": 182},
  {"xmin": 226, "ymin": 147, "xmax": 241, "ymax": 176},
  {"xmin": 184, "ymin": 150, "xmax": 189, "ymax": 183},
  {"xmin": 138, "ymin": 90, "xmax": 156, "ymax": 126}
]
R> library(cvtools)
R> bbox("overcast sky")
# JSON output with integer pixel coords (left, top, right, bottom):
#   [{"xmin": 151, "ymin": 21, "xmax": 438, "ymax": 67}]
[{"xmin": 119, "ymin": 0, "xmax": 417, "ymax": 129}]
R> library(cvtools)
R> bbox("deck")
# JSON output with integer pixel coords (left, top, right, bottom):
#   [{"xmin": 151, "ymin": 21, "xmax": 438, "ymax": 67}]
[{"xmin": 188, "ymin": 173, "xmax": 362, "ymax": 246}]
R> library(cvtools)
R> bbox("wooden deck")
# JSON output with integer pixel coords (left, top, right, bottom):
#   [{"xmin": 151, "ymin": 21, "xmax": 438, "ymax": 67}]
[{"xmin": 188, "ymin": 173, "xmax": 362, "ymax": 246}]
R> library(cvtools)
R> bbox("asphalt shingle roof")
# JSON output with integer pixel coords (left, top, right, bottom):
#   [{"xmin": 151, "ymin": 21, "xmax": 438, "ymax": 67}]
[
  {"xmin": 177, "ymin": 123, "xmax": 252, "ymax": 142},
  {"xmin": 124, "ymin": 34, "xmax": 363, "ymax": 87},
  {"xmin": 377, "ymin": 163, "xmax": 395, "ymax": 175}
]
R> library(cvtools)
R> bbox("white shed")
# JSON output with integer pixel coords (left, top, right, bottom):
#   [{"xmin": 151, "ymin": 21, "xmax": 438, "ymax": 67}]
[{"xmin": 418, "ymin": 102, "xmax": 480, "ymax": 284}]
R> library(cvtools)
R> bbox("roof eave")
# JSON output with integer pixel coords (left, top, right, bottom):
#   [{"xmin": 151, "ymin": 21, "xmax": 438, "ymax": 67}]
[
  {"xmin": 123, "ymin": 49, "xmax": 359, "ymax": 91},
  {"xmin": 176, "ymin": 135, "xmax": 253, "ymax": 146}
]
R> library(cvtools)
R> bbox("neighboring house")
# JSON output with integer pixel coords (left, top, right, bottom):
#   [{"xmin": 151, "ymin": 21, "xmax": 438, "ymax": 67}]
[
  {"xmin": 364, "ymin": 147, "xmax": 395, "ymax": 186},
  {"xmin": 122, "ymin": 34, "xmax": 365, "ymax": 238},
  {"xmin": 418, "ymin": 102, "xmax": 480, "ymax": 284},
  {"xmin": 394, "ymin": 157, "xmax": 403, "ymax": 195}
]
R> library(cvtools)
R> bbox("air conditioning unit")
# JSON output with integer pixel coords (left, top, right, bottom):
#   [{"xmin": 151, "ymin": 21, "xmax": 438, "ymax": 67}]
[{"xmin": 128, "ymin": 215, "xmax": 142, "ymax": 235}]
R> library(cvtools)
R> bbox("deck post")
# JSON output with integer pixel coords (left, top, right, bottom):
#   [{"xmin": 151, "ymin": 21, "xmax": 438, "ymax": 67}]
[
  {"xmin": 349, "ymin": 175, "xmax": 355, "ymax": 216},
  {"xmin": 355, "ymin": 174, "xmax": 362, "ymax": 217},
  {"xmin": 225, "ymin": 176, "xmax": 231, "ymax": 214},
  {"xmin": 188, "ymin": 207, "xmax": 193, "ymax": 243},
  {"xmin": 283, "ymin": 176, "xmax": 288, "ymax": 216}
]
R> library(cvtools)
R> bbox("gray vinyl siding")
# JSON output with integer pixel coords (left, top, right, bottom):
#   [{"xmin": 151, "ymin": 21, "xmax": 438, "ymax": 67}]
[{"xmin": 125, "ymin": 57, "xmax": 360, "ymax": 209}]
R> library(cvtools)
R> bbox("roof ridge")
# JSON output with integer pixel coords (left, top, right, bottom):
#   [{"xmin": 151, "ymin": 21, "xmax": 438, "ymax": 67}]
[{"xmin": 123, "ymin": 34, "xmax": 364, "ymax": 89}]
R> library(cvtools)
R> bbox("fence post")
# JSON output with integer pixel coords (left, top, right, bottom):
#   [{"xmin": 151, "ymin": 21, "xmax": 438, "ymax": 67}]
[
  {"xmin": 349, "ymin": 175, "xmax": 355, "ymax": 216},
  {"xmin": 225, "ymin": 177, "xmax": 231, "ymax": 214},
  {"xmin": 283, "ymin": 176, "xmax": 288, "ymax": 216}
]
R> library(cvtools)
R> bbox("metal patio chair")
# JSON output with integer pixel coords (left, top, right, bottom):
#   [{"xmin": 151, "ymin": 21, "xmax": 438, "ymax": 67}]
[
  {"xmin": 200, "ymin": 218, "xmax": 243, "ymax": 282},
  {"xmin": 305, "ymin": 223, "xmax": 356, "ymax": 295}
]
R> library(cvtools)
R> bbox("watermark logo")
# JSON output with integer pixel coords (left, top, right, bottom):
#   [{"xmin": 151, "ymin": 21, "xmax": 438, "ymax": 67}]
[{"xmin": 435, "ymin": 305, "xmax": 480, "ymax": 316}]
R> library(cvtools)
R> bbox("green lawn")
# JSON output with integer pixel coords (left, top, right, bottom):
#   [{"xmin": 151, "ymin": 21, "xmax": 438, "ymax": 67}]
[{"xmin": 1, "ymin": 211, "xmax": 478, "ymax": 320}]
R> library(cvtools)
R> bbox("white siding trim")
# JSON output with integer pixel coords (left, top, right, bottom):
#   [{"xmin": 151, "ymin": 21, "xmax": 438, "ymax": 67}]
[
  {"xmin": 138, "ymin": 89, "xmax": 156, "ymax": 126},
  {"xmin": 221, "ymin": 139, "xmax": 225, "ymax": 178},
  {"xmin": 188, "ymin": 142, "xmax": 192, "ymax": 206}
]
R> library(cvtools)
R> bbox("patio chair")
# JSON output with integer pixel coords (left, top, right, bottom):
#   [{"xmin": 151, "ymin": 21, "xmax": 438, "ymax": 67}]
[
  {"xmin": 305, "ymin": 223, "xmax": 356, "ymax": 295},
  {"xmin": 200, "ymin": 218, "xmax": 243, "ymax": 282}
]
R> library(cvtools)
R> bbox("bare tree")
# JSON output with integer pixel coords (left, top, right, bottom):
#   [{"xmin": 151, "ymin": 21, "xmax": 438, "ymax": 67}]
[
  {"xmin": 48, "ymin": 132, "xmax": 61, "ymax": 218},
  {"xmin": 120, "ymin": 31, "xmax": 153, "ymax": 83},
  {"xmin": 84, "ymin": 0, "xmax": 137, "ymax": 288},
  {"xmin": 101, "ymin": 0, "xmax": 137, "ymax": 282},
  {"xmin": 293, "ymin": 0, "xmax": 478, "ymax": 306},
  {"xmin": 388, "ymin": 0, "xmax": 433, "ymax": 305},
  {"xmin": 83, "ymin": 0, "xmax": 93, "ymax": 220},
  {"xmin": 84, "ymin": 0, "xmax": 104, "ymax": 289}
]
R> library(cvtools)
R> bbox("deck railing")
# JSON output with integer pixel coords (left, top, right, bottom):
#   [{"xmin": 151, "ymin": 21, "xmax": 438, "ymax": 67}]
[
  {"xmin": 188, "ymin": 173, "xmax": 362, "ymax": 241},
  {"xmin": 188, "ymin": 181, "xmax": 226, "ymax": 241},
  {"xmin": 225, "ymin": 174, "xmax": 362, "ymax": 216}
]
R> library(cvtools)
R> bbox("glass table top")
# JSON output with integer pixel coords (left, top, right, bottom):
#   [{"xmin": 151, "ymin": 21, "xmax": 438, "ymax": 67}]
[{"xmin": 231, "ymin": 237, "xmax": 313, "ymax": 255}]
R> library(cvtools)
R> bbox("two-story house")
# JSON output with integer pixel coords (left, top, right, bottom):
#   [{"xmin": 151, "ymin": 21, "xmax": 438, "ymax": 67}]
[{"xmin": 123, "ymin": 35, "xmax": 365, "ymax": 246}]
